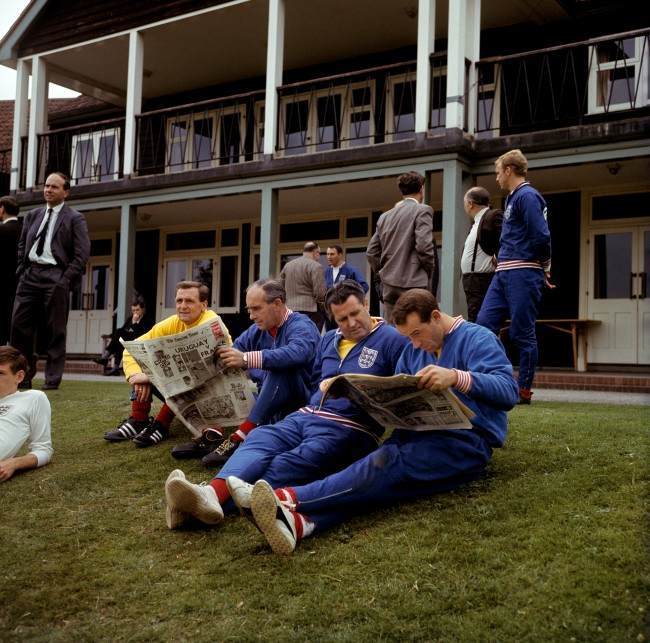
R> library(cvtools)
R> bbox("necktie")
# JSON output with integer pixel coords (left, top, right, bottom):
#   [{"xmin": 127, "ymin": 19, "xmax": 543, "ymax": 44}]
[{"xmin": 36, "ymin": 208, "xmax": 53, "ymax": 256}]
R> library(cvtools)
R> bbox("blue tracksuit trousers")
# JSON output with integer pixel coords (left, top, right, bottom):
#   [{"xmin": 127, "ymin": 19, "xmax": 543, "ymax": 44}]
[
  {"xmin": 476, "ymin": 268, "xmax": 544, "ymax": 390},
  {"xmin": 216, "ymin": 411, "xmax": 377, "ymax": 491},
  {"xmin": 247, "ymin": 370, "xmax": 310, "ymax": 425},
  {"xmin": 291, "ymin": 429, "xmax": 492, "ymax": 533}
]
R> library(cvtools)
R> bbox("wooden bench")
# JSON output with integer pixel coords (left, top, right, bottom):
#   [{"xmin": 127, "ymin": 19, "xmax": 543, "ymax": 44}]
[{"xmin": 500, "ymin": 319, "xmax": 602, "ymax": 372}]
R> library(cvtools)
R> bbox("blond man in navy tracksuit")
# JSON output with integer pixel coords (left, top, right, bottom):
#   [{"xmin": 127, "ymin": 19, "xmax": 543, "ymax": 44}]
[{"xmin": 476, "ymin": 149, "xmax": 552, "ymax": 404}]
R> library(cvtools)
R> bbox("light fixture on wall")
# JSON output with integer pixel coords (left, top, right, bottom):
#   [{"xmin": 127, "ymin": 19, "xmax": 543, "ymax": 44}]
[
  {"xmin": 138, "ymin": 211, "xmax": 152, "ymax": 223},
  {"xmin": 607, "ymin": 162, "xmax": 622, "ymax": 176},
  {"xmin": 404, "ymin": 6, "xmax": 417, "ymax": 19}
]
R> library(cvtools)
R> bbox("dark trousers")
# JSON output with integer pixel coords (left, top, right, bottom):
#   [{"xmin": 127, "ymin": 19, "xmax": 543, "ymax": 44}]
[
  {"xmin": 381, "ymin": 285, "xmax": 409, "ymax": 324},
  {"xmin": 299, "ymin": 310, "xmax": 325, "ymax": 333},
  {"xmin": 11, "ymin": 264, "xmax": 71, "ymax": 385},
  {"xmin": 462, "ymin": 272, "xmax": 494, "ymax": 323}
]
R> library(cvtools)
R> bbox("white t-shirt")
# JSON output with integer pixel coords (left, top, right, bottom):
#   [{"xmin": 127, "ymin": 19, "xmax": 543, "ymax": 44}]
[
  {"xmin": 0, "ymin": 390, "xmax": 53, "ymax": 466},
  {"xmin": 460, "ymin": 207, "xmax": 495, "ymax": 274}
]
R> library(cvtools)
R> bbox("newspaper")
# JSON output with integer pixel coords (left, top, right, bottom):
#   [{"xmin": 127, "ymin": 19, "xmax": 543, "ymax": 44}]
[
  {"xmin": 320, "ymin": 373, "xmax": 474, "ymax": 431},
  {"xmin": 122, "ymin": 317, "xmax": 256, "ymax": 437}
]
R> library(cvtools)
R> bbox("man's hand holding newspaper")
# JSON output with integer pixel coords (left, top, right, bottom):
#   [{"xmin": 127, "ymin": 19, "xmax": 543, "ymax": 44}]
[
  {"xmin": 122, "ymin": 318, "xmax": 256, "ymax": 437},
  {"xmin": 320, "ymin": 372, "xmax": 474, "ymax": 432}
]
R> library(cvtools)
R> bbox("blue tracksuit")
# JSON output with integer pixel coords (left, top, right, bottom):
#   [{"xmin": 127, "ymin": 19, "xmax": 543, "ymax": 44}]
[
  {"xmin": 216, "ymin": 320, "xmax": 408, "ymax": 496},
  {"xmin": 476, "ymin": 181, "xmax": 551, "ymax": 390},
  {"xmin": 285, "ymin": 320, "xmax": 519, "ymax": 533},
  {"xmin": 324, "ymin": 263, "xmax": 369, "ymax": 293},
  {"xmin": 233, "ymin": 312, "xmax": 320, "ymax": 425}
]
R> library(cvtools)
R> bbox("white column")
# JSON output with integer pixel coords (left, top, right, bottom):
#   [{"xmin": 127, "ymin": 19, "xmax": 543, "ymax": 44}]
[
  {"xmin": 465, "ymin": 0, "xmax": 481, "ymax": 134},
  {"xmin": 259, "ymin": 185, "xmax": 279, "ymax": 278},
  {"xmin": 26, "ymin": 55, "xmax": 48, "ymax": 189},
  {"xmin": 123, "ymin": 30, "xmax": 144, "ymax": 177},
  {"xmin": 415, "ymin": 0, "xmax": 436, "ymax": 133},
  {"xmin": 445, "ymin": 0, "xmax": 468, "ymax": 130},
  {"xmin": 10, "ymin": 59, "xmax": 29, "ymax": 191},
  {"xmin": 263, "ymin": 0, "xmax": 285, "ymax": 156},
  {"xmin": 116, "ymin": 204, "xmax": 137, "ymax": 326},
  {"xmin": 440, "ymin": 159, "xmax": 472, "ymax": 315}
]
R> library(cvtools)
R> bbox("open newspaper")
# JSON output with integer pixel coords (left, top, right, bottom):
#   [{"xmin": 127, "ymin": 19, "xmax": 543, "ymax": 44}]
[
  {"xmin": 320, "ymin": 373, "xmax": 474, "ymax": 431},
  {"xmin": 121, "ymin": 317, "xmax": 256, "ymax": 437}
]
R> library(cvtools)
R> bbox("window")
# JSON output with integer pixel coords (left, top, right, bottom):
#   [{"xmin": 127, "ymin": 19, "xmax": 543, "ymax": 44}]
[
  {"xmin": 475, "ymin": 64, "xmax": 500, "ymax": 138},
  {"xmin": 70, "ymin": 128, "xmax": 120, "ymax": 185},
  {"xmin": 430, "ymin": 67, "xmax": 447, "ymax": 131},
  {"xmin": 588, "ymin": 36, "xmax": 649, "ymax": 114},
  {"xmin": 385, "ymin": 73, "xmax": 416, "ymax": 142},
  {"xmin": 279, "ymin": 82, "xmax": 376, "ymax": 155},
  {"xmin": 166, "ymin": 106, "xmax": 247, "ymax": 172}
]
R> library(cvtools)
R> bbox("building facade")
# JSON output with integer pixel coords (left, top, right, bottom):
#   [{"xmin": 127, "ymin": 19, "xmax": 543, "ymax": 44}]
[{"xmin": 1, "ymin": 0, "xmax": 649, "ymax": 369}]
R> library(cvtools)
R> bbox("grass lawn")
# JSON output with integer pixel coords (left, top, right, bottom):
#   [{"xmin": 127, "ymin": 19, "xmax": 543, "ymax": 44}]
[{"xmin": 1, "ymin": 381, "xmax": 648, "ymax": 642}]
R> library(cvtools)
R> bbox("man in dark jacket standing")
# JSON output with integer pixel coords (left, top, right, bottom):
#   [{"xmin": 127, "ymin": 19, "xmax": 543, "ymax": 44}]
[
  {"xmin": 11, "ymin": 172, "xmax": 90, "ymax": 390},
  {"xmin": 0, "ymin": 196, "xmax": 21, "ymax": 345},
  {"xmin": 367, "ymin": 171, "xmax": 438, "ymax": 322}
]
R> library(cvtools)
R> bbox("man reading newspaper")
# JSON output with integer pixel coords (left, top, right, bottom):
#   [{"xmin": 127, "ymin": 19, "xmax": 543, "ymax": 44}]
[
  {"xmin": 163, "ymin": 279, "xmax": 408, "ymax": 530},
  {"xmin": 103, "ymin": 280, "xmax": 232, "ymax": 447},
  {"xmin": 238, "ymin": 288, "xmax": 519, "ymax": 555}
]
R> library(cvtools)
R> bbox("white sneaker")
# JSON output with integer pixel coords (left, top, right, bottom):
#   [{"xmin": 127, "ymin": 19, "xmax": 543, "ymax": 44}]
[
  {"xmin": 165, "ymin": 470, "xmax": 224, "ymax": 526},
  {"xmin": 250, "ymin": 479, "xmax": 297, "ymax": 555},
  {"xmin": 165, "ymin": 469, "xmax": 189, "ymax": 529},
  {"xmin": 226, "ymin": 476, "xmax": 253, "ymax": 513}
]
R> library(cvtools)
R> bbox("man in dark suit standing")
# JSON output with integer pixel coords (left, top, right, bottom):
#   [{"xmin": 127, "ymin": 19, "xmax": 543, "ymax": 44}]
[
  {"xmin": 0, "ymin": 196, "xmax": 21, "ymax": 345},
  {"xmin": 367, "ymin": 171, "xmax": 438, "ymax": 322},
  {"xmin": 11, "ymin": 172, "xmax": 90, "ymax": 390}
]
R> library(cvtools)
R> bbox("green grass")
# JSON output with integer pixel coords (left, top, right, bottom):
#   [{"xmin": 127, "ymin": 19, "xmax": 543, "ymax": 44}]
[{"xmin": 1, "ymin": 381, "xmax": 648, "ymax": 642}]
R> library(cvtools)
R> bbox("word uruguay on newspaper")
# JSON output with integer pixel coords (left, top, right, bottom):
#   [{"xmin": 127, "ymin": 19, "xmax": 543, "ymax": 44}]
[{"xmin": 122, "ymin": 318, "xmax": 256, "ymax": 437}]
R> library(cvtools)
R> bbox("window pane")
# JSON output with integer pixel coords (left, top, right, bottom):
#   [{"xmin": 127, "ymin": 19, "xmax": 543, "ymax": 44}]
[
  {"xmin": 219, "ymin": 113, "xmax": 242, "ymax": 164},
  {"xmin": 352, "ymin": 87, "xmax": 371, "ymax": 107},
  {"xmin": 391, "ymin": 80, "xmax": 416, "ymax": 139},
  {"xmin": 74, "ymin": 138, "xmax": 94, "ymax": 185},
  {"xmin": 193, "ymin": 118, "xmax": 214, "ymax": 168},
  {"xmin": 96, "ymin": 133, "xmax": 117, "ymax": 181},
  {"xmin": 315, "ymin": 95, "xmax": 341, "ymax": 151},
  {"xmin": 165, "ymin": 260, "xmax": 187, "ymax": 307},
  {"xmin": 597, "ymin": 38, "xmax": 636, "ymax": 63},
  {"xmin": 344, "ymin": 249, "xmax": 369, "ymax": 288},
  {"xmin": 90, "ymin": 239, "xmax": 112, "ymax": 256},
  {"xmin": 279, "ymin": 220, "xmax": 340, "ymax": 243},
  {"xmin": 219, "ymin": 255, "xmax": 238, "ymax": 308},
  {"xmin": 253, "ymin": 253, "xmax": 260, "ymax": 281},
  {"xmin": 346, "ymin": 217, "xmax": 369, "ymax": 238},
  {"xmin": 349, "ymin": 111, "xmax": 371, "ymax": 146},
  {"xmin": 91, "ymin": 265, "xmax": 109, "ymax": 310},
  {"xmin": 166, "ymin": 230, "xmax": 216, "ymax": 251},
  {"xmin": 593, "ymin": 233, "xmax": 632, "ymax": 298},
  {"xmin": 221, "ymin": 228, "xmax": 239, "ymax": 247},
  {"xmin": 192, "ymin": 258, "xmax": 213, "ymax": 304},
  {"xmin": 598, "ymin": 67, "xmax": 635, "ymax": 106},
  {"xmin": 592, "ymin": 193, "xmax": 650, "ymax": 220},
  {"xmin": 430, "ymin": 75, "xmax": 447, "ymax": 129},
  {"xmin": 169, "ymin": 121, "xmax": 188, "ymax": 170},
  {"xmin": 284, "ymin": 100, "xmax": 309, "ymax": 155}
]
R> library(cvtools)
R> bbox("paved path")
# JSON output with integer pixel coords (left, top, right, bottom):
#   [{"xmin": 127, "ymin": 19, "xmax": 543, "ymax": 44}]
[{"xmin": 35, "ymin": 374, "xmax": 650, "ymax": 406}]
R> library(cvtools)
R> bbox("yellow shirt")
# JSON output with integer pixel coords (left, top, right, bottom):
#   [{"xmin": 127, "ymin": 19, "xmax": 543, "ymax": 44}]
[
  {"xmin": 122, "ymin": 310, "xmax": 231, "ymax": 380},
  {"xmin": 337, "ymin": 318, "xmax": 379, "ymax": 360}
]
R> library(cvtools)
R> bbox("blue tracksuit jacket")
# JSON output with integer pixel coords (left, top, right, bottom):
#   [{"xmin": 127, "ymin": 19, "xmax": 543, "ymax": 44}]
[
  {"xmin": 324, "ymin": 263, "xmax": 369, "ymax": 293},
  {"xmin": 233, "ymin": 312, "xmax": 320, "ymax": 424}
]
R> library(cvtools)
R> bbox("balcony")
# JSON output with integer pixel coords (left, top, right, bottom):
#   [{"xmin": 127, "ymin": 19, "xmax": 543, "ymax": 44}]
[
  {"xmin": 473, "ymin": 28, "xmax": 650, "ymax": 137},
  {"xmin": 17, "ymin": 29, "xmax": 649, "ymax": 191}
]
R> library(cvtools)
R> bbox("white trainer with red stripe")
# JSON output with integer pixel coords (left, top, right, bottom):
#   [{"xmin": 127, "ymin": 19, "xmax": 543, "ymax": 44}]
[{"xmin": 250, "ymin": 479, "xmax": 298, "ymax": 555}]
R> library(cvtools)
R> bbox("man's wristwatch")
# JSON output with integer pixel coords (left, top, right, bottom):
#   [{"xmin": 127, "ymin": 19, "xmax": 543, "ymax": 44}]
[{"xmin": 242, "ymin": 353, "xmax": 248, "ymax": 368}]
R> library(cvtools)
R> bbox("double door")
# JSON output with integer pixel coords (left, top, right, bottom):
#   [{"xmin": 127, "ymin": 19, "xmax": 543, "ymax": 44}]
[
  {"xmin": 588, "ymin": 225, "xmax": 649, "ymax": 364},
  {"xmin": 67, "ymin": 260, "xmax": 114, "ymax": 354}
]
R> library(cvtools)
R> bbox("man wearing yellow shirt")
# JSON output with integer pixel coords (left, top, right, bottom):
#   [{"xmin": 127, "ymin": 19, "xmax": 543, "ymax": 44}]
[{"xmin": 104, "ymin": 280, "xmax": 231, "ymax": 447}]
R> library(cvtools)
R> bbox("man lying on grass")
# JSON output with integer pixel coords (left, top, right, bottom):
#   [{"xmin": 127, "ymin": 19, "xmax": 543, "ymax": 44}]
[
  {"xmin": 163, "ymin": 279, "xmax": 408, "ymax": 530},
  {"xmin": 0, "ymin": 346, "xmax": 53, "ymax": 482},
  {"xmin": 233, "ymin": 288, "xmax": 520, "ymax": 554}
]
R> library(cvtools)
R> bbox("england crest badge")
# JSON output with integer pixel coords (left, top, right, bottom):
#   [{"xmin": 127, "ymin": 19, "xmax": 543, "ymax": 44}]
[{"xmin": 358, "ymin": 347, "xmax": 378, "ymax": 369}]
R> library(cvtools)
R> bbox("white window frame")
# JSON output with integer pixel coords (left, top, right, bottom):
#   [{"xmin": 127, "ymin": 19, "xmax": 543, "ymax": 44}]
[
  {"xmin": 385, "ymin": 72, "xmax": 417, "ymax": 143},
  {"xmin": 253, "ymin": 100, "xmax": 265, "ymax": 160},
  {"xmin": 165, "ymin": 105, "xmax": 247, "ymax": 173},
  {"xmin": 70, "ymin": 128, "xmax": 120, "ymax": 185},
  {"xmin": 588, "ymin": 36, "xmax": 649, "ymax": 115},
  {"xmin": 157, "ymin": 224, "xmax": 242, "ymax": 318},
  {"xmin": 341, "ymin": 80, "xmax": 376, "ymax": 149}
]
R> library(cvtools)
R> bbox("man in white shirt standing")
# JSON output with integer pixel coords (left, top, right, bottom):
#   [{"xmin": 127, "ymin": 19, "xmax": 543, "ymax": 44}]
[
  {"xmin": 0, "ymin": 346, "xmax": 53, "ymax": 482},
  {"xmin": 460, "ymin": 187, "xmax": 503, "ymax": 322}
]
